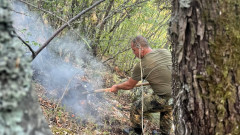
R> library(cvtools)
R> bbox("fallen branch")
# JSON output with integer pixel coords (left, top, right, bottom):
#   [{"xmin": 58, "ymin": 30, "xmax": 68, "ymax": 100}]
[{"xmin": 55, "ymin": 77, "xmax": 74, "ymax": 112}]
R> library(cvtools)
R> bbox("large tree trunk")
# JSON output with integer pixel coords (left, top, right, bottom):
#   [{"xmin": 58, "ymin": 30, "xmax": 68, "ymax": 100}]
[
  {"xmin": 0, "ymin": 0, "xmax": 52, "ymax": 134},
  {"xmin": 169, "ymin": 0, "xmax": 240, "ymax": 134}
]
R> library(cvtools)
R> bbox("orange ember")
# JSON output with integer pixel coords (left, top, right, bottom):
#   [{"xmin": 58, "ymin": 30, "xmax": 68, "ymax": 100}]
[{"xmin": 80, "ymin": 100, "xmax": 86, "ymax": 105}]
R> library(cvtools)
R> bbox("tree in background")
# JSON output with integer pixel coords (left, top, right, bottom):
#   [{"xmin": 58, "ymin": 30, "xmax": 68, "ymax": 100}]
[
  {"xmin": 0, "ymin": 0, "xmax": 52, "ymax": 134},
  {"xmin": 17, "ymin": 0, "xmax": 171, "ymax": 74},
  {"xmin": 170, "ymin": 0, "xmax": 240, "ymax": 134}
]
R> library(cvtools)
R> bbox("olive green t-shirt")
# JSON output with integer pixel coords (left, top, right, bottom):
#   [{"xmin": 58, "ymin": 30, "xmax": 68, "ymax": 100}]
[{"xmin": 131, "ymin": 49, "xmax": 172, "ymax": 96}]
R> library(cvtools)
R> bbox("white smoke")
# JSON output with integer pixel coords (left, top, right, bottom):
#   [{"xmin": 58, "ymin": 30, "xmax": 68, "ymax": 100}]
[{"xmin": 11, "ymin": 1, "xmax": 109, "ymax": 119}]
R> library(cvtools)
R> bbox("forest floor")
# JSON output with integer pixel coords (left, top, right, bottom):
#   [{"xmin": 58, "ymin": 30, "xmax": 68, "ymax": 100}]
[{"xmin": 34, "ymin": 73, "xmax": 160, "ymax": 135}]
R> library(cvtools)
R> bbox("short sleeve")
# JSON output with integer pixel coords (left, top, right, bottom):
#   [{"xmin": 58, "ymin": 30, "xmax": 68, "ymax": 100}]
[{"xmin": 131, "ymin": 63, "xmax": 141, "ymax": 81}]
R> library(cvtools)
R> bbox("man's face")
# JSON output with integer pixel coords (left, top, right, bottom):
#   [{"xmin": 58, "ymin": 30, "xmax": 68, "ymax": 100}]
[{"xmin": 131, "ymin": 42, "xmax": 142, "ymax": 58}]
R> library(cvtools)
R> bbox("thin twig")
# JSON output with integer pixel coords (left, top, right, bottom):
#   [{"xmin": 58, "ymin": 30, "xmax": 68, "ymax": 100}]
[
  {"xmin": 18, "ymin": 0, "xmax": 67, "ymax": 23},
  {"xmin": 13, "ymin": 30, "xmax": 36, "ymax": 58},
  {"xmin": 55, "ymin": 76, "xmax": 75, "ymax": 112},
  {"xmin": 101, "ymin": 0, "xmax": 148, "ymax": 24},
  {"xmin": 9, "ymin": 8, "xmax": 29, "ymax": 16},
  {"xmin": 17, "ymin": 35, "xmax": 36, "ymax": 58},
  {"xmin": 17, "ymin": 0, "xmax": 91, "ymax": 50},
  {"xmin": 103, "ymin": 47, "xmax": 131, "ymax": 63}
]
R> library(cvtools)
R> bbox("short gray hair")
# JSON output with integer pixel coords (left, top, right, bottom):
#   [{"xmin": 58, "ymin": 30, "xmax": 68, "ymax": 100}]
[{"xmin": 131, "ymin": 35, "xmax": 149, "ymax": 48}]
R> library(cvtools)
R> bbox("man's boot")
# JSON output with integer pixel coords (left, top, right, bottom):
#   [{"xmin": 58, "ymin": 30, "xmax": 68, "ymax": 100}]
[
  {"xmin": 123, "ymin": 127, "xmax": 142, "ymax": 135},
  {"xmin": 152, "ymin": 130, "xmax": 161, "ymax": 135},
  {"xmin": 133, "ymin": 127, "xmax": 142, "ymax": 134}
]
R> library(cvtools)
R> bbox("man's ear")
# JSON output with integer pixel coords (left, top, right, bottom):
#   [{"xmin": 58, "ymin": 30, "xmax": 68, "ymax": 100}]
[{"xmin": 141, "ymin": 48, "xmax": 144, "ymax": 54}]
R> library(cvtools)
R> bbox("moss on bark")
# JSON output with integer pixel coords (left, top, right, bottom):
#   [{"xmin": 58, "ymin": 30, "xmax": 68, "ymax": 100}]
[
  {"xmin": 170, "ymin": 0, "xmax": 240, "ymax": 134},
  {"xmin": 0, "ymin": 0, "xmax": 52, "ymax": 134}
]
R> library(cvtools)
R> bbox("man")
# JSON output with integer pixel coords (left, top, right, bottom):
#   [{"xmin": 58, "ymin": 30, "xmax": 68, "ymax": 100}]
[{"xmin": 110, "ymin": 35, "xmax": 172, "ymax": 135}]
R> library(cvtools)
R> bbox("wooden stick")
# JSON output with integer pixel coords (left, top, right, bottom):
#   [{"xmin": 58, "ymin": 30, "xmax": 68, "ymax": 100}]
[{"xmin": 82, "ymin": 82, "xmax": 150, "ymax": 95}]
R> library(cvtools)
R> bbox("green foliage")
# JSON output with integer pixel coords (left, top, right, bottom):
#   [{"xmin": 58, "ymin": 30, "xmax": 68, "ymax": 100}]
[
  {"xmin": 97, "ymin": 0, "xmax": 170, "ymax": 72},
  {"xmin": 24, "ymin": 40, "xmax": 41, "ymax": 46},
  {"xmin": 24, "ymin": 0, "xmax": 171, "ymax": 73},
  {"xmin": 18, "ymin": 29, "xmax": 41, "ymax": 47}
]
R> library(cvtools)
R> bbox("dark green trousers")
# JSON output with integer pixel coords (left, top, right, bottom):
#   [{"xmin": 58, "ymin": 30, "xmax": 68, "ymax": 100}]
[{"xmin": 130, "ymin": 94, "xmax": 172, "ymax": 134}]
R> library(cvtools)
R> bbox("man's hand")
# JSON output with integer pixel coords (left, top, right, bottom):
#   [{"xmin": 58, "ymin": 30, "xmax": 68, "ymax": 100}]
[
  {"xmin": 109, "ymin": 78, "xmax": 138, "ymax": 93},
  {"xmin": 110, "ymin": 84, "xmax": 119, "ymax": 93}
]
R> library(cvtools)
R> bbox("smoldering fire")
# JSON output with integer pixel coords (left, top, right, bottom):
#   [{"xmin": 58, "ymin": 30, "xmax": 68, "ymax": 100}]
[{"xmin": 12, "ymin": 1, "xmax": 111, "ymax": 120}]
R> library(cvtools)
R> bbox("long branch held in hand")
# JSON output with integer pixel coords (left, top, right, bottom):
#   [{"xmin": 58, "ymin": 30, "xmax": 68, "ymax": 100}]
[{"xmin": 82, "ymin": 82, "xmax": 150, "ymax": 95}]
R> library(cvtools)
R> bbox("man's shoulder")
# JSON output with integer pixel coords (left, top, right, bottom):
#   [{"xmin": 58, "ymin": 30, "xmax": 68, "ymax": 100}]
[
  {"xmin": 146, "ymin": 49, "xmax": 170, "ymax": 57},
  {"xmin": 153, "ymin": 49, "xmax": 170, "ymax": 53},
  {"xmin": 144, "ymin": 49, "xmax": 171, "ymax": 64}
]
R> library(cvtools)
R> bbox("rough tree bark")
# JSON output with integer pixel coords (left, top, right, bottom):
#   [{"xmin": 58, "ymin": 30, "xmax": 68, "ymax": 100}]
[
  {"xmin": 0, "ymin": 0, "xmax": 52, "ymax": 134},
  {"xmin": 170, "ymin": 0, "xmax": 240, "ymax": 135}
]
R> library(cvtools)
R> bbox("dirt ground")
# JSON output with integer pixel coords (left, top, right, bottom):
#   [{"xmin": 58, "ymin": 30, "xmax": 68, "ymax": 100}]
[{"xmin": 34, "ymin": 82, "xmax": 161, "ymax": 135}]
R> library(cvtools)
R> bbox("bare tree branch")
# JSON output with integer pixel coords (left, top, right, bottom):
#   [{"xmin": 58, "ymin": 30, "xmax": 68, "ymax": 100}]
[
  {"xmin": 18, "ymin": 0, "xmax": 67, "ymax": 23},
  {"xmin": 100, "ymin": 0, "xmax": 148, "ymax": 25},
  {"xmin": 109, "ymin": 11, "xmax": 129, "ymax": 33},
  {"xmin": 13, "ymin": 30, "xmax": 36, "ymax": 58},
  {"xmin": 33, "ymin": 0, "xmax": 106, "ymax": 60},
  {"xmin": 18, "ymin": 0, "xmax": 91, "ymax": 50},
  {"xmin": 9, "ymin": 8, "xmax": 28, "ymax": 16},
  {"xmin": 17, "ymin": 0, "xmax": 106, "ymax": 60},
  {"xmin": 93, "ymin": 0, "xmax": 114, "ymax": 56},
  {"xmin": 103, "ymin": 47, "xmax": 131, "ymax": 63},
  {"xmin": 17, "ymin": 35, "xmax": 36, "ymax": 58}
]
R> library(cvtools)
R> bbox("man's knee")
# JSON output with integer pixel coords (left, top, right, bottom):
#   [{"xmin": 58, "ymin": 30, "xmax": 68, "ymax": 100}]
[{"xmin": 130, "ymin": 100, "xmax": 142, "ymax": 114}]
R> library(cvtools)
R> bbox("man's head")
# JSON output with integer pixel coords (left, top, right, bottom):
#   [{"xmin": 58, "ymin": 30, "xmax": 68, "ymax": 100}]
[{"xmin": 131, "ymin": 35, "xmax": 152, "ymax": 58}]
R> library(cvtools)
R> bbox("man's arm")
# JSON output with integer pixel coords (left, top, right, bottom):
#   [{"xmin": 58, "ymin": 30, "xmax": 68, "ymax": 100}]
[{"xmin": 110, "ymin": 78, "xmax": 138, "ymax": 92}]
